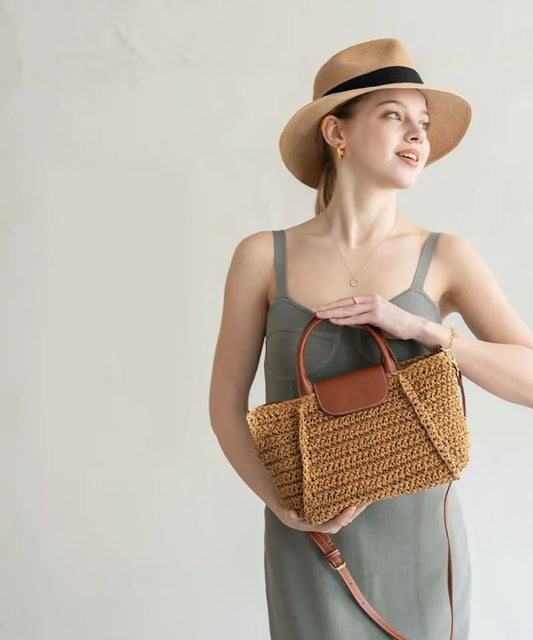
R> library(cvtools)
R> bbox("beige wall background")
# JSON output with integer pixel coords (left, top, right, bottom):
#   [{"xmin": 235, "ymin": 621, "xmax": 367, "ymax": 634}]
[{"xmin": 1, "ymin": 1, "xmax": 532, "ymax": 638}]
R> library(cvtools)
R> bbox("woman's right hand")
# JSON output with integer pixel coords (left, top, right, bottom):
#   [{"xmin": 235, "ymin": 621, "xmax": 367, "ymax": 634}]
[{"xmin": 276, "ymin": 502, "xmax": 371, "ymax": 533}]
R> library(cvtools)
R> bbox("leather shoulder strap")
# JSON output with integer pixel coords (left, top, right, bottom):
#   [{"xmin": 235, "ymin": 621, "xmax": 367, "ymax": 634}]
[{"xmin": 306, "ymin": 481, "xmax": 456, "ymax": 640}]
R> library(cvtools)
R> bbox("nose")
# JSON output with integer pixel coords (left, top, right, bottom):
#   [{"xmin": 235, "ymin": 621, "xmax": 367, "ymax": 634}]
[
  {"xmin": 405, "ymin": 120, "xmax": 428, "ymax": 143},
  {"xmin": 404, "ymin": 128, "xmax": 427, "ymax": 156}
]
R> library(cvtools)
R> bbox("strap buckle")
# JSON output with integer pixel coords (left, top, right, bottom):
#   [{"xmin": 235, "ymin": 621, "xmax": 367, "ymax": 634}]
[{"xmin": 326, "ymin": 549, "xmax": 346, "ymax": 571}]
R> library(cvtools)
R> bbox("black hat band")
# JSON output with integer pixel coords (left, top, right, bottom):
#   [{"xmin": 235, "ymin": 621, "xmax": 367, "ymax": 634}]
[{"xmin": 322, "ymin": 65, "xmax": 424, "ymax": 97}]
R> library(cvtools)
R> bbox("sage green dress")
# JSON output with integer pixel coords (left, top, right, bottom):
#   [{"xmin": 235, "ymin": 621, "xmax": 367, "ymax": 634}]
[{"xmin": 263, "ymin": 229, "xmax": 472, "ymax": 639}]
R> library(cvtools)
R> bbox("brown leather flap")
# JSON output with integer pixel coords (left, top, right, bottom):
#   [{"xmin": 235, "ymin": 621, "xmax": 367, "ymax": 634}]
[{"xmin": 312, "ymin": 364, "xmax": 389, "ymax": 415}]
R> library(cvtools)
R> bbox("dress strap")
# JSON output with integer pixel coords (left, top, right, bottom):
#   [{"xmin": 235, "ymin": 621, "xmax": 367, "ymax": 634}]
[
  {"xmin": 272, "ymin": 229, "xmax": 288, "ymax": 298},
  {"xmin": 411, "ymin": 231, "xmax": 442, "ymax": 290}
]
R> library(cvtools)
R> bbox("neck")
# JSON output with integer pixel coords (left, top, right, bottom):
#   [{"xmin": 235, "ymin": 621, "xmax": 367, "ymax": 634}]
[{"xmin": 322, "ymin": 186, "xmax": 398, "ymax": 249}]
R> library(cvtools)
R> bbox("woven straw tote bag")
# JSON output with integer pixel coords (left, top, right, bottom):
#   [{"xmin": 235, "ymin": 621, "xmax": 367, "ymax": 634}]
[{"xmin": 246, "ymin": 317, "xmax": 470, "ymax": 640}]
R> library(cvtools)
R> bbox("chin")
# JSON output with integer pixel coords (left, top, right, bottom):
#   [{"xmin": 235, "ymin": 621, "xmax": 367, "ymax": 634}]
[
  {"xmin": 395, "ymin": 175, "xmax": 420, "ymax": 189},
  {"xmin": 377, "ymin": 172, "xmax": 420, "ymax": 190}
]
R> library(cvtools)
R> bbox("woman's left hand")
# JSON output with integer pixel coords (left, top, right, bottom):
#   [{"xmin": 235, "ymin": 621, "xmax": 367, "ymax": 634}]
[{"xmin": 310, "ymin": 294, "xmax": 422, "ymax": 341}]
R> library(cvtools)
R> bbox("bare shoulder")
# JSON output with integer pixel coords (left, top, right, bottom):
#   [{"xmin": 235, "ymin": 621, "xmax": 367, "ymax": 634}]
[
  {"xmin": 228, "ymin": 229, "xmax": 275, "ymax": 303},
  {"xmin": 230, "ymin": 228, "xmax": 273, "ymax": 268},
  {"xmin": 220, "ymin": 228, "xmax": 277, "ymax": 336},
  {"xmin": 436, "ymin": 232, "xmax": 533, "ymax": 349},
  {"xmin": 208, "ymin": 230, "xmax": 274, "ymax": 419}
]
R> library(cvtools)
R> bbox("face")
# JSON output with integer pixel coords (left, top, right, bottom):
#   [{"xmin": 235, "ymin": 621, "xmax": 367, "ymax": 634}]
[{"xmin": 326, "ymin": 88, "xmax": 431, "ymax": 189}]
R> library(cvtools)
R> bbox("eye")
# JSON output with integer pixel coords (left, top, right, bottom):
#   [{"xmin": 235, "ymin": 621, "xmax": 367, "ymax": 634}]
[{"xmin": 385, "ymin": 111, "xmax": 431, "ymax": 131}]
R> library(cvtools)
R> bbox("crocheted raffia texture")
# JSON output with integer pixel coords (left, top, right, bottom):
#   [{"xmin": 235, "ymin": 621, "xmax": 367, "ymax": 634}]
[{"xmin": 247, "ymin": 350, "xmax": 470, "ymax": 525}]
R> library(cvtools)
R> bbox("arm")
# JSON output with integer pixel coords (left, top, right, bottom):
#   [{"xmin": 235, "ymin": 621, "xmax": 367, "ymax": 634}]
[
  {"xmin": 209, "ymin": 230, "xmax": 286, "ymax": 516},
  {"xmin": 412, "ymin": 233, "xmax": 533, "ymax": 408}
]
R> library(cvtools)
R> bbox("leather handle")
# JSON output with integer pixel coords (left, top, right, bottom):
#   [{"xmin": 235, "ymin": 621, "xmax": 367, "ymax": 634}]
[
  {"xmin": 296, "ymin": 318, "xmax": 401, "ymax": 396},
  {"xmin": 296, "ymin": 317, "xmax": 467, "ymax": 419}
]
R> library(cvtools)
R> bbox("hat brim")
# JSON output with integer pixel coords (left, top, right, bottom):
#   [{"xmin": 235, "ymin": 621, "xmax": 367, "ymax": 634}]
[{"xmin": 279, "ymin": 83, "xmax": 472, "ymax": 188}]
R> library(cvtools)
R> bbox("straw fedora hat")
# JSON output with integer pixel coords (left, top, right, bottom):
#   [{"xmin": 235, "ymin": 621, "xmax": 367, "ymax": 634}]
[{"xmin": 279, "ymin": 38, "xmax": 472, "ymax": 188}]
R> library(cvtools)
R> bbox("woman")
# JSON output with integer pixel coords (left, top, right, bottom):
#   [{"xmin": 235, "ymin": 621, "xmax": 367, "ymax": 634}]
[{"xmin": 209, "ymin": 39, "xmax": 533, "ymax": 639}]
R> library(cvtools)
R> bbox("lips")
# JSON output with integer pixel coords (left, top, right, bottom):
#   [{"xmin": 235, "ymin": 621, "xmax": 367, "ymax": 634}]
[
  {"xmin": 397, "ymin": 154, "xmax": 418, "ymax": 166},
  {"xmin": 396, "ymin": 148, "xmax": 420, "ymax": 161}
]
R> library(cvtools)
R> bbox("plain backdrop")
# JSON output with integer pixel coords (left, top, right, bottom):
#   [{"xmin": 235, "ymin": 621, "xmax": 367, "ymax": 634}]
[{"xmin": 1, "ymin": 1, "xmax": 532, "ymax": 639}]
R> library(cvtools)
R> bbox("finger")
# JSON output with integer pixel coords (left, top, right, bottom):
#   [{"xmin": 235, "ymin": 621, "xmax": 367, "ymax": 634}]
[
  {"xmin": 309, "ymin": 297, "xmax": 346, "ymax": 312},
  {"xmin": 337, "ymin": 296, "xmax": 369, "ymax": 309},
  {"xmin": 315, "ymin": 297, "xmax": 370, "ymax": 316},
  {"xmin": 352, "ymin": 503, "xmax": 369, "ymax": 516},
  {"xmin": 345, "ymin": 295, "xmax": 367, "ymax": 306},
  {"xmin": 306, "ymin": 510, "xmax": 350, "ymax": 533},
  {"xmin": 315, "ymin": 306, "xmax": 357, "ymax": 319},
  {"xmin": 343, "ymin": 503, "xmax": 370, "ymax": 524},
  {"xmin": 289, "ymin": 509, "xmax": 304, "ymax": 520},
  {"xmin": 306, "ymin": 503, "xmax": 372, "ymax": 532},
  {"xmin": 335, "ymin": 505, "xmax": 358, "ymax": 527},
  {"xmin": 330, "ymin": 307, "xmax": 375, "ymax": 324}
]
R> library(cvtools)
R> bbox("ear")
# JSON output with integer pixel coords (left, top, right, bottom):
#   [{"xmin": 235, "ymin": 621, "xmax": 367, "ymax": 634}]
[{"xmin": 320, "ymin": 114, "xmax": 345, "ymax": 149}]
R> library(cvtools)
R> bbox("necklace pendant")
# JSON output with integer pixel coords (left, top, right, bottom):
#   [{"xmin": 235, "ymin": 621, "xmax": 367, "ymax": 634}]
[{"xmin": 349, "ymin": 277, "xmax": 359, "ymax": 287}]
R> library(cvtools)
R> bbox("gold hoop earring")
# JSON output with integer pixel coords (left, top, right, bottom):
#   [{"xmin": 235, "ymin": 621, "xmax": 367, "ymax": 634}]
[{"xmin": 337, "ymin": 145, "xmax": 345, "ymax": 160}]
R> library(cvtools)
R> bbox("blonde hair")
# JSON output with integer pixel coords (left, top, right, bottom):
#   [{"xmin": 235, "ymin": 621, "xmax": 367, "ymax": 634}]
[{"xmin": 314, "ymin": 89, "xmax": 427, "ymax": 217}]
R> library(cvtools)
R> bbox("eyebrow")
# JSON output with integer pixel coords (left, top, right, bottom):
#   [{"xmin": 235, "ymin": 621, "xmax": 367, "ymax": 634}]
[{"xmin": 374, "ymin": 99, "xmax": 429, "ymax": 117}]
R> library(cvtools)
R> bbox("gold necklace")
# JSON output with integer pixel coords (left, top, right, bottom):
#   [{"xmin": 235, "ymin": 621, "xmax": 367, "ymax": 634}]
[{"xmin": 324, "ymin": 210, "xmax": 399, "ymax": 288}]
